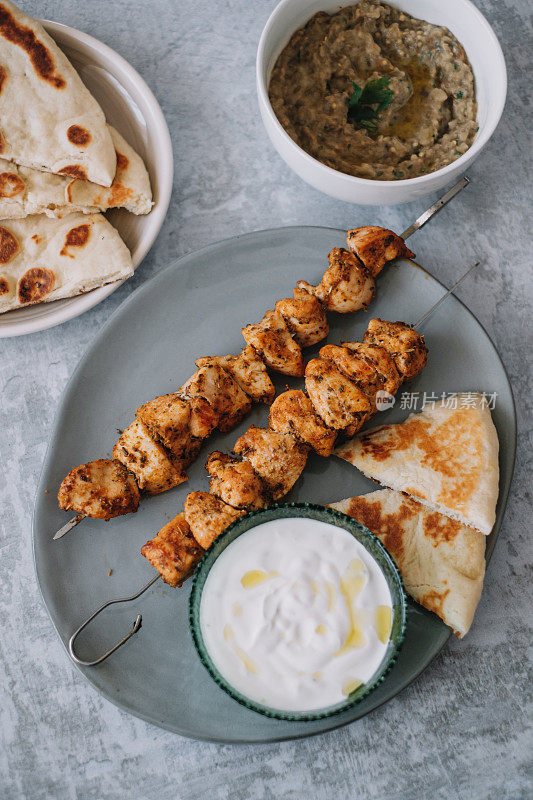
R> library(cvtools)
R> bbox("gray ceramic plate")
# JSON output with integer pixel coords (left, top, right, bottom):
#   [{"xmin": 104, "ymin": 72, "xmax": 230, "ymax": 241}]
[{"xmin": 33, "ymin": 227, "xmax": 516, "ymax": 743}]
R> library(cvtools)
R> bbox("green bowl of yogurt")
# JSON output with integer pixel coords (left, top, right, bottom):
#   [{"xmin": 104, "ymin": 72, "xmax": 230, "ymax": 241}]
[{"xmin": 189, "ymin": 503, "xmax": 407, "ymax": 722}]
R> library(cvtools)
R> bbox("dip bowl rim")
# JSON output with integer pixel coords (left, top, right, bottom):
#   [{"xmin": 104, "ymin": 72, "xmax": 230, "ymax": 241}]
[
  {"xmin": 189, "ymin": 502, "xmax": 407, "ymax": 722},
  {"xmin": 256, "ymin": 0, "xmax": 507, "ymax": 201}
]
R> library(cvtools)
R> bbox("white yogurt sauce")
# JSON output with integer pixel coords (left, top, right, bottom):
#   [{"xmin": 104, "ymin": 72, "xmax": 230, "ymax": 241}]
[{"xmin": 200, "ymin": 518, "xmax": 393, "ymax": 712}]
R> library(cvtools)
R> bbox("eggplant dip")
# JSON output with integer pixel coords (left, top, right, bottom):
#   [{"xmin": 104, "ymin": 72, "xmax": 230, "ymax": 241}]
[{"xmin": 268, "ymin": 1, "xmax": 478, "ymax": 180}]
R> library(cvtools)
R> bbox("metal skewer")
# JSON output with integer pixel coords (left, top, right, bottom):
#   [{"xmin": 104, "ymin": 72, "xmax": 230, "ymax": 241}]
[
  {"xmin": 54, "ymin": 514, "xmax": 83, "ymax": 540},
  {"xmin": 401, "ymin": 176, "xmax": 469, "ymax": 240},
  {"xmin": 53, "ymin": 176, "xmax": 470, "ymax": 543},
  {"xmin": 66, "ymin": 256, "xmax": 480, "ymax": 666},
  {"xmin": 413, "ymin": 260, "xmax": 479, "ymax": 328},
  {"xmin": 54, "ymin": 518, "xmax": 81, "ymax": 540}
]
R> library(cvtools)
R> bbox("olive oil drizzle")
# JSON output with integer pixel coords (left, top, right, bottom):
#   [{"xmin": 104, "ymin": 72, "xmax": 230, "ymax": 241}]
[
  {"xmin": 335, "ymin": 558, "xmax": 366, "ymax": 657},
  {"xmin": 378, "ymin": 58, "xmax": 434, "ymax": 140}
]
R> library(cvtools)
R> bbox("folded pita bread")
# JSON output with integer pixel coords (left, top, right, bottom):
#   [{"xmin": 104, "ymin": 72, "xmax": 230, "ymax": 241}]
[
  {"xmin": 330, "ymin": 489, "xmax": 486, "ymax": 637},
  {"xmin": 0, "ymin": 1, "xmax": 116, "ymax": 186},
  {"xmin": 0, "ymin": 213, "xmax": 132, "ymax": 313},
  {"xmin": 0, "ymin": 127, "xmax": 152, "ymax": 219},
  {"xmin": 335, "ymin": 394, "xmax": 499, "ymax": 535}
]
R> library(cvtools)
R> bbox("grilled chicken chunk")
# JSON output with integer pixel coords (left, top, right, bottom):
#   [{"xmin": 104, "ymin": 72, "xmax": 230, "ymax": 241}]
[
  {"xmin": 364, "ymin": 319, "xmax": 428, "ymax": 381},
  {"xmin": 141, "ymin": 513, "xmax": 204, "ymax": 587},
  {"xmin": 242, "ymin": 310, "xmax": 304, "ymax": 377},
  {"xmin": 184, "ymin": 491, "xmax": 245, "ymax": 549},
  {"xmin": 298, "ymin": 248, "xmax": 375, "ymax": 314},
  {"xmin": 275, "ymin": 287, "xmax": 329, "ymax": 347},
  {"xmin": 233, "ymin": 426, "xmax": 308, "ymax": 499},
  {"xmin": 206, "ymin": 452, "xmax": 269, "ymax": 509},
  {"xmin": 346, "ymin": 226, "xmax": 414, "ymax": 277},
  {"xmin": 182, "ymin": 362, "xmax": 251, "ymax": 433},
  {"xmin": 136, "ymin": 393, "xmax": 204, "ymax": 466},
  {"xmin": 186, "ymin": 395, "xmax": 220, "ymax": 439},
  {"xmin": 196, "ymin": 344, "xmax": 275, "ymax": 404},
  {"xmin": 341, "ymin": 341, "xmax": 401, "ymax": 396},
  {"xmin": 58, "ymin": 458, "xmax": 140, "ymax": 520},
  {"xmin": 305, "ymin": 358, "xmax": 372, "ymax": 431},
  {"xmin": 113, "ymin": 419, "xmax": 187, "ymax": 494},
  {"xmin": 319, "ymin": 344, "xmax": 381, "ymax": 409},
  {"xmin": 269, "ymin": 389, "xmax": 337, "ymax": 457}
]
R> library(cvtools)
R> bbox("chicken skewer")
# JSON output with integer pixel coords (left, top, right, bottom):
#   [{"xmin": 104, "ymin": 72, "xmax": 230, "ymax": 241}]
[
  {"xmin": 53, "ymin": 244, "xmax": 369, "ymax": 538},
  {"xmin": 67, "ymin": 258, "xmax": 478, "ymax": 666},
  {"xmin": 54, "ymin": 230, "xmax": 406, "ymax": 535},
  {"xmin": 56, "ymin": 178, "xmax": 469, "ymax": 540}
]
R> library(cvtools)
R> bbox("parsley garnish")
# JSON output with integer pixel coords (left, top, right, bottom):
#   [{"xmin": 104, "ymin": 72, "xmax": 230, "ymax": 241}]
[{"xmin": 347, "ymin": 76, "xmax": 394, "ymax": 131}]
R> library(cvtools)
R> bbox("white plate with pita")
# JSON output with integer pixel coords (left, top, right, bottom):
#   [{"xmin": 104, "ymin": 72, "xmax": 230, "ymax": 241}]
[{"xmin": 0, "ymin": 19, "xmax": 173, "ymax": 338}]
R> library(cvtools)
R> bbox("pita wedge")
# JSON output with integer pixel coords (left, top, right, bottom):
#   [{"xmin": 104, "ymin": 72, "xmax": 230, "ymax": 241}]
[
  {"xmin": 0, "ymin": 1, "xmax": 116, "ymax": 186},
  {"xmin": 335, "ymin": 393, "xmax": 499, "ymax": 535},
  {"xmin": 330, "ymin": 489, "xmax": 486, "ymax": 637},
  {"xmin": 0, "ymin": 127, "xmax": 152, "ymax": 219},
  {"xmin": 0, "ymin": 213, "xmax": 132, "ymax": 313}
]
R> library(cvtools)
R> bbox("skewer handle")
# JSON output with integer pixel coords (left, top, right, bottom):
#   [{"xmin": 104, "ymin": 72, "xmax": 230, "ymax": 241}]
[
  {"xmin": 401, "ymin": 177, "xmax": 469, "ymax": 240},
  {"xmin": 68, "ymin": 574, "xmax": 160, "ymax": 666}
]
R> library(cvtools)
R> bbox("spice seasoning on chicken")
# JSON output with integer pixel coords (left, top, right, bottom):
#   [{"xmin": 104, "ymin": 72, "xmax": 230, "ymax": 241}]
[{"xmin": 268, "ymin": 1, "xmax": 477, "ymax": 180}]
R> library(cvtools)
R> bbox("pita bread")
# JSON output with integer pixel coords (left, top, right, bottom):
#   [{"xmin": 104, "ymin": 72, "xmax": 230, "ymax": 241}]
[
  {"xmin": 335, "ymin": 394, "xmax": 499, "ymax": 535},
  {"xmin": 330, "ymin": 489, "xmax": 486, "ymax": 637},
  {"xmin": 0, "ymin": 126, "xmax": 152, "ymax": 219},
  {"xmin": 0, "ymin": 212, "xmax": 132, "ymax": 313},
  {"xmin": 0, "ymin": 1, "xmax": 116, "ymax": 186}
]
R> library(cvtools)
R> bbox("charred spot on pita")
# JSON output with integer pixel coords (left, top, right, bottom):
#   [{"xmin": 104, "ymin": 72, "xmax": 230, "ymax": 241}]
[
  {"xmin": 0, "ymin": 275, "xmax": 9, "ymax": 294},
  {"xmin": 345, "ymin": 496, "xmax": 415, "ymax": 562},
  {"xmin": 423, "ymin": 512, "xmax": 462, "ymax": 545},
  {"xmin": 58, "ymin": 165, "xmax": 88, "ymax": 180},
  {"xmin": 0, "ymin": 4, "xmax": 65, "ymax": 88},
  {"xmin": 115, "ymin": 151, "xmax": 129, "ymax": 171},
  {"xmin": 67, "ymin": 125, "xmax": 91, "ymax": 146},
  {"xmin": 18, "ymin": 267, "xmax": 55, "ymax": 303},
  {"xmin": 0, "ymin": 225, "xmax": 19, "ymax": 263},
  {"xmin": 65, "ymin": 224, "xmax": 90, "ymax": 247},
  {"xmin": 0, "ymin": 171, "xmax": 25, "ymax": 197},
  {"xmin": 0, "ymin": 65, "xmax": 6, "ymax": 92},
  {"xmin": 0, "ymin": 131, "xmax": 5, "ymax": 154},
  {"xmin": 60, "ymin": 223, "xmax": 91, "ymax": 256}
]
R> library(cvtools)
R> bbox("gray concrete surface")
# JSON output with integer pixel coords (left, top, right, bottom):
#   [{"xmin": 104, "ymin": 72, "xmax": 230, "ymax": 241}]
[{"xmin": 0, "ymin": 1, "xmax": 531, "ymax": 798}]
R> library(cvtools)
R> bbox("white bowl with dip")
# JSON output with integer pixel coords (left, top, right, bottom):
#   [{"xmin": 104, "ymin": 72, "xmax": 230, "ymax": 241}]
[
  {"xmin": 256, "ymin": 0, "xmax": 506, "ymax": 205},
  {"xmin": 189, "ymin": 504, "xmax": 406, "ymax": 721}
]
